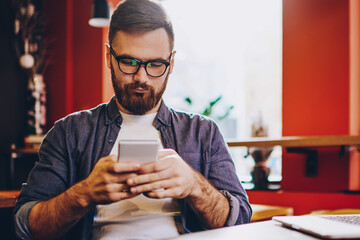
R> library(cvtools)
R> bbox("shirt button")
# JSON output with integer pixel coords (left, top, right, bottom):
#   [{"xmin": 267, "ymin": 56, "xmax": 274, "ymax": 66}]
[{"xmin": 108, "ymin": 140, "xmax": 114, "ymax": 145}]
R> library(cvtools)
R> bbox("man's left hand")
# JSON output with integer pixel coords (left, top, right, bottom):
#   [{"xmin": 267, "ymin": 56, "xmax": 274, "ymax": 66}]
[
  {"xmin": 126, "ymin": 149, "xmax": 200, "ymax": 199},
  {"xmin": 127, "ymin": 148, "xmax": 230, "ymax": 229}
]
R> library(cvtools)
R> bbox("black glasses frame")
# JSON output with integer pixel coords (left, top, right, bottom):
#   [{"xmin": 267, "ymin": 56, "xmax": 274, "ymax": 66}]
[{"xmin": 109, "ymin": 46, "xmax": 172, "ymax": 77}]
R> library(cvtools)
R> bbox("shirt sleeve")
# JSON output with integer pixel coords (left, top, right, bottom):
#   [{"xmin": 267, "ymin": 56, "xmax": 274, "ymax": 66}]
[
  {"xmin": 13, "ymin": 121, "xmax": 73, "ymax": 239},
  {"xmin": 208, "ymin": 121, "xmax": 253, "ymax": 225},
  {"xmin": 220, "ymin": 190, "xmax": 240, "ymax": 226},
  {"xmin": 14, "ymin": 201, "xmax": 38, "ymax": 239}
]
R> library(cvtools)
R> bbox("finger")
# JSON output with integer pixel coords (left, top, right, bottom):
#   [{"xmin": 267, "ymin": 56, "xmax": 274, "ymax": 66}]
[
  {"xmin": 98, "ymin": 155, "xmax": 141, "ymax": 173},
  {"xmin": 129, "ymin": 178, "xmax": 175, "ymax": 194},
  {"xmin": 116, "ymin": 173, "xmax": 138, "ymax": 183},
  {"xmin": 97, "ymin": 155, "xmax": 117, "ymax": 163},
  {"xmin": 139, "ymin": 156, "xmax": 172, "ymax": 174},
  {"xmin": 94, "ymin": 155, "xmax": 121, "ymax": 172},
  {"xmin": 95, "ymin": 185, "xmax": 139, "ymax": 203},
  {"xmin": 127, "ymin": 168, "xmax": 170, "ymax": 186},
  {"xmin": 112, "ymin": 162, "xmax": 141, "ymax": 173},
  {"xmin": 108, "ymin": 155, "xmax": 117, "ymax": 162},
  {"xmin": 105, "ymin": 183, "xmax": 132, "ymax": 192},
  {"xmin": 93, "ymin": 156, "xmax": 116, "ymax": 171},
  {"xmin": 145, "ymin": 188, "xmax": 180, "ymax": 199},
  {"xmin": 105, "ymin": 172, "xmax": 138, "ymax": 184}
]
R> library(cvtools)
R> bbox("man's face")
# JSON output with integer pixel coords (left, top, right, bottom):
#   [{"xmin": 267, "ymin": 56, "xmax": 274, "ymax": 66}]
[{"xmin": 107, "ymin": 29, "xmax": 175, "ymax": 115}]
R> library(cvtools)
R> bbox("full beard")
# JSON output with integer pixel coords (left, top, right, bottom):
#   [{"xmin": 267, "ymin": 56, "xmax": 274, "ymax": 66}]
[{"xmin": 111, "ymin": 65, "xmax": 168, "ymax": 115}]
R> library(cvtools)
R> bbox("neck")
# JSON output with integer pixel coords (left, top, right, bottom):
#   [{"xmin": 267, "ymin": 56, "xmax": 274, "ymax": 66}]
[{"xmin": 115, "ymin": 98, "xmax": 161, "ymax": 115}]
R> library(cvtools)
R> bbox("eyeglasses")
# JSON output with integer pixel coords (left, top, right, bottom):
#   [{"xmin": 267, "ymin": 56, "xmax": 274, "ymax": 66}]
[{"xmin": 109, "ymin": 46, "xmax": 172, "ymax": 78}]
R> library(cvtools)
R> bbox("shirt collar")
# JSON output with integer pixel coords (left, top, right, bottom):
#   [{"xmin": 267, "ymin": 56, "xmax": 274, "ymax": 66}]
[
  {"xmin": 154, "ymin": 100, "xmax": 171, "ymax": 128},
  {"xmin": 105, "ymin": 95, "xmax": 122, "ymax": 126}
]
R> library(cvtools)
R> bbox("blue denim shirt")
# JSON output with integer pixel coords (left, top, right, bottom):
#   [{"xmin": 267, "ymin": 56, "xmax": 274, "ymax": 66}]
[{"xmin": 14, "ymin": 96, "xmax": 252, "ymax": 239}]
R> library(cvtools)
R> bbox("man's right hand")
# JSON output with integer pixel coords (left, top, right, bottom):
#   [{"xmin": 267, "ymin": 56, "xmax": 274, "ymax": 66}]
[
  {"xmin": 79, "ymin": 155, "xmax": 142, "ymax": 206},
  {"xmin": 28, "ymin": 155, "xmax": 141, "ymax": 240}
]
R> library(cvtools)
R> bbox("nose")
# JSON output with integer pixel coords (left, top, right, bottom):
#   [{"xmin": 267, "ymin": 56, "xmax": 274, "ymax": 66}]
[{"xmin": 133, "ymin": 64, "xmax": 149, "ymax": 83}]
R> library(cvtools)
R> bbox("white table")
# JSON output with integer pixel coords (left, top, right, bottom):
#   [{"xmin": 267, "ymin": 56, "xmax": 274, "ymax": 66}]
[{"xmin": 170, "ymin": 220, "xmax": 320, "ymax": 240}]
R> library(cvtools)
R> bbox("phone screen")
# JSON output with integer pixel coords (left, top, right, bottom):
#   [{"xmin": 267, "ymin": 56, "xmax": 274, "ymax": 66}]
[{"xmin": 118, "ymin": 140, "xmax": 160, "ymax": 164}]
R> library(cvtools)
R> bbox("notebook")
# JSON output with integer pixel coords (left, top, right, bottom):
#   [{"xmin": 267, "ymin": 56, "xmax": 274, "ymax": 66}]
[{"xmin": 273, "ymin": 214, "xmax": 360, "ymax": 239}]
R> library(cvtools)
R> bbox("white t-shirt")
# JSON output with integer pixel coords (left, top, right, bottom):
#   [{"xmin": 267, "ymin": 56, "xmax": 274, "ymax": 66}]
[{"xmin": 92, "ymin": 111, "xmax": 180, "ymax": 240}]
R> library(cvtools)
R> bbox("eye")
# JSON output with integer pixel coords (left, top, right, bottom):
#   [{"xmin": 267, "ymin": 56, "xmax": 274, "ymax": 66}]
[
  {"xmin": 147, "ymin": 61, "xmax": 164, "ymax": 68},
  {"xmin": 120, "ymin": 59, "xmax": 138, "ymax": 66}
]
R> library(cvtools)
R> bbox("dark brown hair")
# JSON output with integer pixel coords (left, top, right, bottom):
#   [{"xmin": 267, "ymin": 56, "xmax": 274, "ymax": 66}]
[{"xmin": 109, "ymin": 0, "xmax": 174, "ymax": 51}]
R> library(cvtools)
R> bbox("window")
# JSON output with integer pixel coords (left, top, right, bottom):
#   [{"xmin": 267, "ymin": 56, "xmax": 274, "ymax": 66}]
[{"xmin": 162, "ymin": 0, "xmax": 282, "ymax": 184}]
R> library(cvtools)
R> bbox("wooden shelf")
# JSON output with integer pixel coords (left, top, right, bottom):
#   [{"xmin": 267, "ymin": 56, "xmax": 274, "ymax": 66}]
[
  {"xmin": 227, "ymin": 135, "xmax": 360, "ymax": 148},
  {"xmin": 0, "ymin": 191, "xmax": 20, "ymax": 208},
  {"xmin": 227, "ymin": 135, "xmax": 360, "ymax": 177},
  {"xmin": 11, "ymin": 147, "xmax": 39, "ymax": 155},
  {"xmin": 13, "ymin": 136, "xmax": 360, "ymax": 154},
  {"xmin": 251, "ymin": 204, "xmax": 293, "ymax": 222}
]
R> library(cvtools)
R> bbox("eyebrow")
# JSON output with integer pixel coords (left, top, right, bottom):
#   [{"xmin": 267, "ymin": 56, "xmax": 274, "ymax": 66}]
[{"xmin": 115, "ymin": 54, "xmax": 169, "ymax": 62}]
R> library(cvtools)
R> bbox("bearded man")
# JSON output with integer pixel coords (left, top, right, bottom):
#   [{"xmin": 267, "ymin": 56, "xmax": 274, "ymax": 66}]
[{"xmin": 14, "ymin": 0, "xmax": 252, "ymax": 239}]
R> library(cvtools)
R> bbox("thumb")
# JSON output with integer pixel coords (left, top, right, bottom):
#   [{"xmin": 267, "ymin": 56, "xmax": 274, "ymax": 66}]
[{"xmin": 157, "ymin": 149, "xmax": 175, "ymax": 159}]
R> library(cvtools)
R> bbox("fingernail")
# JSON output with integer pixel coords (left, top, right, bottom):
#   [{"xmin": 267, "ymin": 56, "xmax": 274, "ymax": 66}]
[
  {"xmin": 128, "ymin": 179, "xmax": 134, "ymax": 185},
  {"xmin": 130, "ymin": 187, "xmax": 137, "ymax": 194}
]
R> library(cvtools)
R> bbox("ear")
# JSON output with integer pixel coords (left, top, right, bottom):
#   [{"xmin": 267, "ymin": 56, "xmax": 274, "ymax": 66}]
[
  {"xmin": 169, "ymin": 51, "xmax": 176, "ymax": 74},
  {"xmin": 105, "ymin": 43, "xmax": 111, "ymax": 69}
]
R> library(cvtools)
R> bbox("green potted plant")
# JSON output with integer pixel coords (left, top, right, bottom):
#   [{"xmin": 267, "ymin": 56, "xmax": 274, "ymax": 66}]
[{"xmin": 185, "ymin": 96, "xmax": 236, "ymax": 138}]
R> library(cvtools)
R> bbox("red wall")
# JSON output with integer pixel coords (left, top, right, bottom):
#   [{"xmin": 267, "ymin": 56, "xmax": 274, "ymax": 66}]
[
  {"xmin": 73, "ymin": 0, "xmax": 103, "ymax": 111},
  {"xmin": 43, "ymin": 1, "xmax": 68, "ymax": 127},
  {"xmin": 43, "ymin": 0, "xmax": 103, "ymax": 127},
  {"xmin": 349, "ymin": 0, "xmax": 360, "ymax": 190},
  {"xmin": 248, "ymin": 190, "xmax": 360, "ymax": 215},
  {"xmin": 283, "ymin": 0, "xmax": 349, "ymax": 136},
  {"xmin": 281, "ymin": 0, "xmax": 350, "ymax": 192}
]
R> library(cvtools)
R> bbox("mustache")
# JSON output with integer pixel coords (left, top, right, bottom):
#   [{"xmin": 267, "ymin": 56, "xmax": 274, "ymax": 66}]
[{"xmin": 126, "ymin": 82, "xmax": 150, "ymax": 91}]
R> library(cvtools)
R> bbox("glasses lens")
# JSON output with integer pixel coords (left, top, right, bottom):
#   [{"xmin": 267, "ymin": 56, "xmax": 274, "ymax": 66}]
[
  {"xmin": 118, "ymin": 58, "xmax": 139, "ymax": 74},
  {"xmin": 146, "ymin": 61, "xmax": 167, "ymax": 77},
  {"xmin": 117, "ymin": 57, "xmax": 168, "ymax": 77}
]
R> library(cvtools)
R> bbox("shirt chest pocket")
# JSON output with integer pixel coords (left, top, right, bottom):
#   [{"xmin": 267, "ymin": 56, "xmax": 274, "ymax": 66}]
[{"xmin": 178, "ymin": 151, "xmax": 210, "ymax": 178}]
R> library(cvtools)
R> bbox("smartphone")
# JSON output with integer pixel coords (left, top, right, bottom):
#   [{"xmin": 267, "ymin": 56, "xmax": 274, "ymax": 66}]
[{"xmin": 118, "ymin": 140, "xmax": 160, "ymax": 164}]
